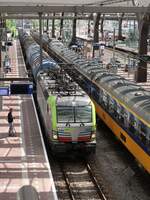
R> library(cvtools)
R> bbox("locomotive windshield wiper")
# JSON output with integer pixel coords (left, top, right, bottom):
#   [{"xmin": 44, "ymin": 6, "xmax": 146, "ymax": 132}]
[
  {"xmin": 78, "ymin": 119, "xmax": 85, "ymax": 126},
  {"xmin": 66, "ymin": 122, "xmax": 70, "ymax": 127},
  {"xmin": 66, "ymin": 118, "xmax": 71, "ymax": 127}
]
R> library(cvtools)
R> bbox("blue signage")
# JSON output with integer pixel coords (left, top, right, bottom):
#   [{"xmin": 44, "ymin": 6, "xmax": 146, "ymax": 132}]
[
  {"xmin": 0, "ymin": 87, "xmax": 9, "ymax": 96},
  {"xmin": 93, "ymin": 43, "xmax": 100, "ymax": 47},
  {"xmin": 10, "ymin": 83, "xmax": 33, "ymax": 95}
]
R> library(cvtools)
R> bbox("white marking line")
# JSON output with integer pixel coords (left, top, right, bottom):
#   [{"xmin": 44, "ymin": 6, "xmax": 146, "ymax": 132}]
[
  {"xmin": 16, "ymin": 40, "xmax": 29, "ymax": 183},
  {"xmin": 31, "ymin": 95, "xmax": 58, "ymax": 200},
  {"xmin": 0, "ymin": 160, "xmax": 22, "ymax": 163}
]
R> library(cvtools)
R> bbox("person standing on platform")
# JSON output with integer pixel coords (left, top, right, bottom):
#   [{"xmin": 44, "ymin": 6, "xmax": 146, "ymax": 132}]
[{"xmin": 7, "ymin": 108, "xmax": 15, "ymax": 136}]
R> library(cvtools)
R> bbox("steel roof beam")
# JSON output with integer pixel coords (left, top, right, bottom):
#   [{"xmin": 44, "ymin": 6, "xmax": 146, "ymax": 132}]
[
  {"xmin": 0, "ymin": 6, "xmax": 149, "ymax": 14},
  {"xmin": 0, "ymin": 15, "xmax": 137, "ymax": 20}
]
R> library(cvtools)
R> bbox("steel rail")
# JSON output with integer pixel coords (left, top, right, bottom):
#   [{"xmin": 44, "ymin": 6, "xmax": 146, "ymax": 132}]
[{"xmin": 86, "ymin": 163, "xmax": 108, "ymax": 200}]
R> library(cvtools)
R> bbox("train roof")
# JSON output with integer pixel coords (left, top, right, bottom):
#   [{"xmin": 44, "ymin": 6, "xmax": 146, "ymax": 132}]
[
  {"xmin": 48, "ymin": 39, "xmax": 150, "ymax": 124},
  {"xmin": 95, "ymin": 72, "xmax": 150, "ymax": 123},
  {"xmin": 56, "ymin": 96, "xmax": 91, "ymax": 106},
  {"xmin": 38, "ymin": 70, "xmax": 91, "ymax": 106}
]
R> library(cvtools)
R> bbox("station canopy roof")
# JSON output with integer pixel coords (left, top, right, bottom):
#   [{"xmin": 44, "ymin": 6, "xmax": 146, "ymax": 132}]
[
  {"xmin": 0, "ymin": 0, "xmax": 149, "ymax": 15},
  {"xmin": 0, "ymin": 0, "xmax": 149, "ymax": 6}
]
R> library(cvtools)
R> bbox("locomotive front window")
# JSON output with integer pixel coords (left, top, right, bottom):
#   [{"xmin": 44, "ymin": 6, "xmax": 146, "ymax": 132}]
[
  {"xmin": 75, "ymin": 106, "xmax": 92, "ymax": 123},
  {"xmin": 57, "ymin": 106, "xmax": 74, "ymax": 123},
  {"xmin": 57, "ymin": 105, "xmax": 92, "ymax": 123}
]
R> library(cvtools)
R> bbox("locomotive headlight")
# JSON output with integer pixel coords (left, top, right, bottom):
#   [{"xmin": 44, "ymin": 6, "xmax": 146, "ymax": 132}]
[
  {"xmin": 91, "ymin": 132, "xmax": 96, "ymax": 139},
  {"xmin": 52, "ymin": 131, "xmax": 58, "ymax": 140},
  {"xmin": 53, "ymin": 134, "xmax": 58, "ymax": 140}
]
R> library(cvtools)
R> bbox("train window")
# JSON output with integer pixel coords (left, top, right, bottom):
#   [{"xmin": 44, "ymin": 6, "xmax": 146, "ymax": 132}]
[
  {"xmin": 147, "ymin": 141, "xmax": 150, "ymax": 153},
  {"xmin": 140, "ymin": 122, "xmax": 147, "ymax": 134},
  {"xmin": 140, "ymin": 132, "xmax": 147, "ymax": 145},
  {"xmin": 117, "ymin": 103, "xmax": 121, "ymax": 114},
  {"xmin": 129, "ymin": 113, "xmax": 137, "ymax": 135},
  {"xmin": 118, "ymin": 105, "xmax": 125, "ymax": 125},
  {"xmin": 123, "ymin": 110, "xmax": 129, "ymax": 129},
  {"xmin": 102, "ymin": 91, "xmax": 108, "ymax": 108},
  {"xmin": 99, "ymin": 89, "xmax": 103, "ymax": 103},
  {"xmin": 146, "ymin": 132, "xmax": 150, "ymax": 153},
  {"xmin": 98, "ymin": 88, "xmax": 102, "ymax": 103},
  {"xmin": 147, "ymin": 127, "xmax": 150, "ymax": 139},
  {"xmin": 91, "ymin": 86, "xmax": 100, "ymax": 102},
  {"xmin": 57, "ymin": 106, "xmax": 74, "ymax": 123},
  {"xmin": 113, "ymin": 101, "xmax": 121, "ymax": 121},
  {"xmin": 75, "ymin": 106, "xmax": 92, "ymax": 123},
  {"xmin": 139, "ymin": 121, "xmax": 147, "ymax": 145},
  {"xmin": 108, "ymin": 96, "xmax": 115, "ymax": 115}
]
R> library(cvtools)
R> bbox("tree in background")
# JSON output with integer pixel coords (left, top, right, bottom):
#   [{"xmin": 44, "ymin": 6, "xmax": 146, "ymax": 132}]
[{"xmin": 6, "ymin": 20, "xmax": 17, "ymax": 37}]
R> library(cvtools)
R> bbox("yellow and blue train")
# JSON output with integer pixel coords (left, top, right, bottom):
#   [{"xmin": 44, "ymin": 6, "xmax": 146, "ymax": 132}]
[{"xmin": 32, "ymin": 31, "xmax": 150, "ymax": 173}]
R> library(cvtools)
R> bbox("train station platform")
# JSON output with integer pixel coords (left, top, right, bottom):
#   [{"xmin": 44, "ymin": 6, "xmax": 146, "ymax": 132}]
[
  {"xmin": 0, "ymin": 40, "xmax": 57, "ymax": 200},
  {"xmin": 76, "ymin": 35, "xmax": 150, "ymax": 90},
  {"xmin": 103, "ymin": 48, "xmax": 150, "ymax": 90}
]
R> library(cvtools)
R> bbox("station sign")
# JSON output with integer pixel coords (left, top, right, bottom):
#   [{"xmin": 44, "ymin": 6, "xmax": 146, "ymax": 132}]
[
  {"xmin": 10, "ymin": 83, "xmax": 33, "ymax": 95},
  {"xmin": 93, "ymin": 42, "xmax": 106, "ymax": 51},
  {"xmin": 93, "ymin": 43, "xmax": 100, "ymax": 47},
  {"xmin": 0, "ymin": 87, "xmax": 9, "ymax": 96}
]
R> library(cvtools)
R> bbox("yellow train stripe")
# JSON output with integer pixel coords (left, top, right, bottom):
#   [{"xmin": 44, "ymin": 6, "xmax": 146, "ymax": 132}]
[{"xmin": 93, "ymin": 99, "xmax": 150, "ymax": 173}]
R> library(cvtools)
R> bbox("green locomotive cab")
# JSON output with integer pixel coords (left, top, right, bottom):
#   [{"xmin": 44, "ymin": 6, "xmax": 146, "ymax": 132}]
[{"xmin": 37, "ymin": 70, "xmax": 96, "ymax": 154}]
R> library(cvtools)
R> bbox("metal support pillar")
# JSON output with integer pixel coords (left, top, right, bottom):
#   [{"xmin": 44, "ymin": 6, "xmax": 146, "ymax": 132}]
[
  {"xmin": 3, "ymin": 19, "xmax": 6, "ymax": 28},
  {"xmin": 46, "ymin": 14, "xmax": 49, "ymax": 32},
  {"xmin": 93, "ymin": 13, "xmax": 101, "ymax": 57},
  {"xmin": 22, "ymin": 18, "xmax": 24, "ymax": 29},
  {"xmin": 0, "ymin": 40, "xmax": 1, "ymax": 68},
  {"xmin": 118, "ymin": 13, "xmax": 124, "ymax": 40},
  {"xmin": 113, "ymin": 28, "xmax": 116, "ymax": 60},
  {"xmin": 133, "ymin": 19, "xmax": 136, "ymax": 36},
  {"xmin": 42, "ymin": 19, "xmax": 45, "ymax": 33},
  {"xmin": 0, "ymin": 37, "xmax": 1, "ymax": 69},
  {"xmin": 100, "ymin": 15, "xmax": 104, "ymax": 41},
  {"xmin": 135, "ymin": 21, "xmax": 149, "ymax": 82},
  {"xmin": 60, "ymin": 12, "xmax": 64, "ymax": 37},
  {"xmin": 52, "ymin": 12, "xmax": 55, "ymax": 38},
  {"xmin": 88, "ymin": 19, "xmax": 91, "ymax": 37},
  {"xmin": 39, "ymin": 12, "xmax": 43, "ymax": 71},
  {"xmin": 70, "ymin": 12, "xmax": 77, "ymax": 46},
  {"xmin": 93, "ymin": 13, "xmax": 101, "ymax": 42}
]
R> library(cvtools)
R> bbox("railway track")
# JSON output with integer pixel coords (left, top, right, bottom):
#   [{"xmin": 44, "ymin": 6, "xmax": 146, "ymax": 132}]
[{"xmin": 57, "ymin": 158, "xmax": 108, "ymax": 200}]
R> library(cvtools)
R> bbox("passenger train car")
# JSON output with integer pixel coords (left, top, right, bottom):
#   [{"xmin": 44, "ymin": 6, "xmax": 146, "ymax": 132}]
[
  {"xmin": 31, "ymin": 31, "xmax": 150, "ymax": 173},
  {"xmin": 19, "ymin": 31, "xmax": 96, "ymax": 153}
]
